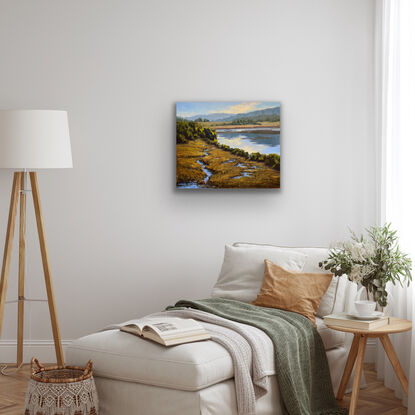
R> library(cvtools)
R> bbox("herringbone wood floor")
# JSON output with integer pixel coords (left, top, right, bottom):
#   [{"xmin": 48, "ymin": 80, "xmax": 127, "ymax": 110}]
[
  {"xmin": 0, "ymin": 363, "xmax": 407, "ymax": 414},
  {"xmin": 337, "ymin": 364, "xmax": 407, "ymax": 414}
]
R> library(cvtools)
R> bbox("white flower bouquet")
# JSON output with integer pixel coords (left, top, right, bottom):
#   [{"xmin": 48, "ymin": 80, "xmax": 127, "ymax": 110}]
[{"xmin": 319, "ymin": 224, "xmax": 412, "ymax": 307}]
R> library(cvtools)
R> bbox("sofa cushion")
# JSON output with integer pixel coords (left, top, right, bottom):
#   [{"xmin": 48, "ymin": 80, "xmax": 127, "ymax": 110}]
[
  {"xmin": 66, "ymin": 321, "xmax": 345, "ymax": 392},
  {"xmin": 211, "ymin": 244, "xmax": 307, "ymax": 303},
  {"xmin": 232, "ymin": 243, "xmax": 344, "ymax": 318},
  {"xmin": 252, "ymin": 260, "xmax": 333, "ymax": 326},
  {"xmin": 65, "ymin": 329, "xmax": 235, "ymax": 391}
]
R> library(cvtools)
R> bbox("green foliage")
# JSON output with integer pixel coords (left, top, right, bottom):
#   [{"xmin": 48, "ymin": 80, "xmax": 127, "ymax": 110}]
[
  {"xmin": 230, "ymin": 114, "xmax": 280, "ymax": 123},
  {"xmin": 202, "ymin": 127, "xmax": 218, "ymax": 143},
  {"xmin": 209, "ymin": 144, "xmax": 280, "ymax": 172},
  {"xmin": 319, "ymin": 224, "xmax": 412, "ymax": 307},
  {"xmin": 230, "ymin": 118, "xmax": 260, "ymax": 125},
  {"xmin": 250, "ymin": 152, "xmax": 265, "ymax": 162},
  {"xmin": 176, "ymin": 120, "xmax": 217, "ymax": 144},
  {"xmin": 264, "ymin": 154, "xmax": 280, "ymax": 171},
  {"xmin": 230, "ymin": 147, "xmax": 249, "ymax": 157},
  {"xmin": 366, "ymin": 225, "xmax": 412, "ymax": 306}
]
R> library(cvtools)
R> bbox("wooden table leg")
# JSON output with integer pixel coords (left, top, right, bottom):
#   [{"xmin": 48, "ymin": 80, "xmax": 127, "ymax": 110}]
[
  {"xmin": 337, "ymin": 334, "xmax": 360, "ymax": 400},
  {"xmin": 349, "ymin": 335, "xmax": 367, "ymax": 415},
  {"xmin": 380, "ymin": 334, "xmax": 408, "ymax": 395}
]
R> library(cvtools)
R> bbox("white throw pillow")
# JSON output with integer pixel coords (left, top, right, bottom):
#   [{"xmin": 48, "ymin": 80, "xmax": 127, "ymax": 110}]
[
  {"xmin": 232, "ymin": 242, "xmax": 343, "ymax": 318},
  {"xmin": 211, "ymin": 244, "xmax": 307, "ymax": 303}
]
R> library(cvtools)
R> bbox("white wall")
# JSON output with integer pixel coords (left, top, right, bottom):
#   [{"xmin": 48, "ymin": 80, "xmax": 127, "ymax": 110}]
[{"xmin": 0, "ymin": 0, "xmax": 376, "ymax": 361}]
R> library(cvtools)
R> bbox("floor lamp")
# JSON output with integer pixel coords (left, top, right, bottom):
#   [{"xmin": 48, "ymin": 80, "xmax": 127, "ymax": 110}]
[{"xmin": 0, "ymin": 110, "xmax": 72, "ymax": 367}]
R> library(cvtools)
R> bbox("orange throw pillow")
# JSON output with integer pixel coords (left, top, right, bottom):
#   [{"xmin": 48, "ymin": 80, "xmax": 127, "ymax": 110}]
[{"xmin": 252, "ymin": 260, "xmax": 333, "ymax": 326}]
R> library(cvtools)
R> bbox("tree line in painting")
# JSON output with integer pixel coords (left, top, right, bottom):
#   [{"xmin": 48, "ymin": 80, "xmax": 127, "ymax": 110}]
[
  {"xmin": 176, "ymin": 118, "xmax": 280, "ymax": 171},
  {"xmin": 176, "ymin": 119, "xmax": 217, "ymax": 144}
]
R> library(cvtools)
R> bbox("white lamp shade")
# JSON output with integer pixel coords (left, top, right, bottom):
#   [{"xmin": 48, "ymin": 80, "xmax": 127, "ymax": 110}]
[{"xmin": 0, "ymin": 110, "xmax": 73, "ymax": 169}]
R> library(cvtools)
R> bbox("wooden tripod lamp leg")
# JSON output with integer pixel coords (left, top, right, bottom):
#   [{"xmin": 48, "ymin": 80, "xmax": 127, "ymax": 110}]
[
  {"xmin": 17, "ymin": 173, "xmax": 26, "ymax": 367},
  {"xmin": 30, "ymin": 172, "xmax": 64, "ymax": 366},
  {"xmin": 0, "ymin": 173, "xmax": 21, "ymax": 339}
]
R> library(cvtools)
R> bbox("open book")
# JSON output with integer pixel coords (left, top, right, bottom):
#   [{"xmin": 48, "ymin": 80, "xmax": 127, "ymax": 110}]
[{"xmin": 120, "ymin": 317, "xmax": 211, "ymax": 346}]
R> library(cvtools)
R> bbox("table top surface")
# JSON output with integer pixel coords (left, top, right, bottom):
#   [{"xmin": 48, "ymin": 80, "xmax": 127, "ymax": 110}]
[{"xmin": 325, "ymin": 317, "xmax": 412, "ymax": 335}]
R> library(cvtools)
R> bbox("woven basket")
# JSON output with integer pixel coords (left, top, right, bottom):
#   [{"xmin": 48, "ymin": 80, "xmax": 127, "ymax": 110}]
[{"xmin": 24, "ymin": 357, "xmax": 99, "ymax": 415}]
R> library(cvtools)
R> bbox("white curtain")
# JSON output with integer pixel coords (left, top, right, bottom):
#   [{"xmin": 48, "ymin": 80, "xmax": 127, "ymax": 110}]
[{"xmin": 376, "ymin": 0, "xmax": 415, "ymax": 411}]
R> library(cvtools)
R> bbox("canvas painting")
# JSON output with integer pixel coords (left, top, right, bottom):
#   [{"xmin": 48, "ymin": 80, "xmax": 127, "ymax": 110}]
[{"xmin": 176, "ymin": 101, "xmax": 280, "ymax": 189}]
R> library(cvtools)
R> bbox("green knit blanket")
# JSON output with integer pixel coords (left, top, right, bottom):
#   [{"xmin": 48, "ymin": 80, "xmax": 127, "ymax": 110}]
[{"xmin": 170, "ymin": 298, "xmax": 347, "ymax": 415}]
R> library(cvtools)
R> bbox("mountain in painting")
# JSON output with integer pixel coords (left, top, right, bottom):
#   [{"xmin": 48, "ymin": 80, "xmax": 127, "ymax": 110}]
[
  {"xmin": 184, "ymin": 106, "xmax": 280, "ymax": 123},
  {"xmin": 185, "ymin": 113, "xmax": 229, "ymax": 121}
]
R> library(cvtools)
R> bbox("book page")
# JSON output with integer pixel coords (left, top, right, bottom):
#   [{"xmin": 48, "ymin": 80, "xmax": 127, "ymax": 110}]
[
  {"xmin": 121, "ymin": 319, "xmax": 172, "ymax": 335},
  {"xmin": 122, "ymin": 322, "xmax": 146, "ymax": 335},
  {"xmin": 143, "ymin": 318, "xmax": 204, "ymax": 339}
]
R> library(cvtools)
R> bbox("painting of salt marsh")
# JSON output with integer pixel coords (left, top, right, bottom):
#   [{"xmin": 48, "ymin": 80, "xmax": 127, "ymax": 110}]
[{"xmin": 176, "ymin": 102, "xmax": 280, "ymax": 189}]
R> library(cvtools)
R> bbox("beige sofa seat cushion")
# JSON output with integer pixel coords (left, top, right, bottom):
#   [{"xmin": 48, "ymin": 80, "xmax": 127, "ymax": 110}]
[
  {"xmin": 74, "ymin": 347, "xmax": 349, "ymax": 415},
  {"xmin": 65, "ymin": 329, "xmax": 234, "ymax": 391},
  {"xmin": 66, "ymin": 319, "xmax": 345, "ymax": 393}
]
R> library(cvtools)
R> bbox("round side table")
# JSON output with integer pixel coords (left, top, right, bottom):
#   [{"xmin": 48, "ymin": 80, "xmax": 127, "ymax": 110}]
[{"xmin": 326, "ymin": 317, "xmax": 412, "ymax": 415}]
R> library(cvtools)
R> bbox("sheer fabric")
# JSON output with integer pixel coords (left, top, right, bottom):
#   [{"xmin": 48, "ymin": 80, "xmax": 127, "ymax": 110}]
[{"xmin": 376, "ymin": 0, "xmax": 415, "ymax": 410}]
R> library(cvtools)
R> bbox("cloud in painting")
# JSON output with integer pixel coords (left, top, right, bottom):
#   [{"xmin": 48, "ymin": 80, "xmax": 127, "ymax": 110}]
[{"xmin": 214, "ymin": 101, "xmax": 261, "ymax": 114}]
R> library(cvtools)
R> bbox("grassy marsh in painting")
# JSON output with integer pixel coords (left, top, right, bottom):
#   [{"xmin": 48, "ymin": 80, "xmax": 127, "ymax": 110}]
[{"xmin": 176, "ymin": 101, "xmax": 280, "ymax": 189}]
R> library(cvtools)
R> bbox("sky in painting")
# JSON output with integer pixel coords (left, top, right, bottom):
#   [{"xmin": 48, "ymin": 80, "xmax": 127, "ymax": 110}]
[{"xmin": 176, "ymin": 101, "xmax": 280, "ymax": 118}]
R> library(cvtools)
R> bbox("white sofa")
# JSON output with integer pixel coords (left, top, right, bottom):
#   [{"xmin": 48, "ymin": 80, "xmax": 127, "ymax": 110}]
[{"xmin": 66, "ymin": 244, "xmax": 358, "ymax": 415}]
